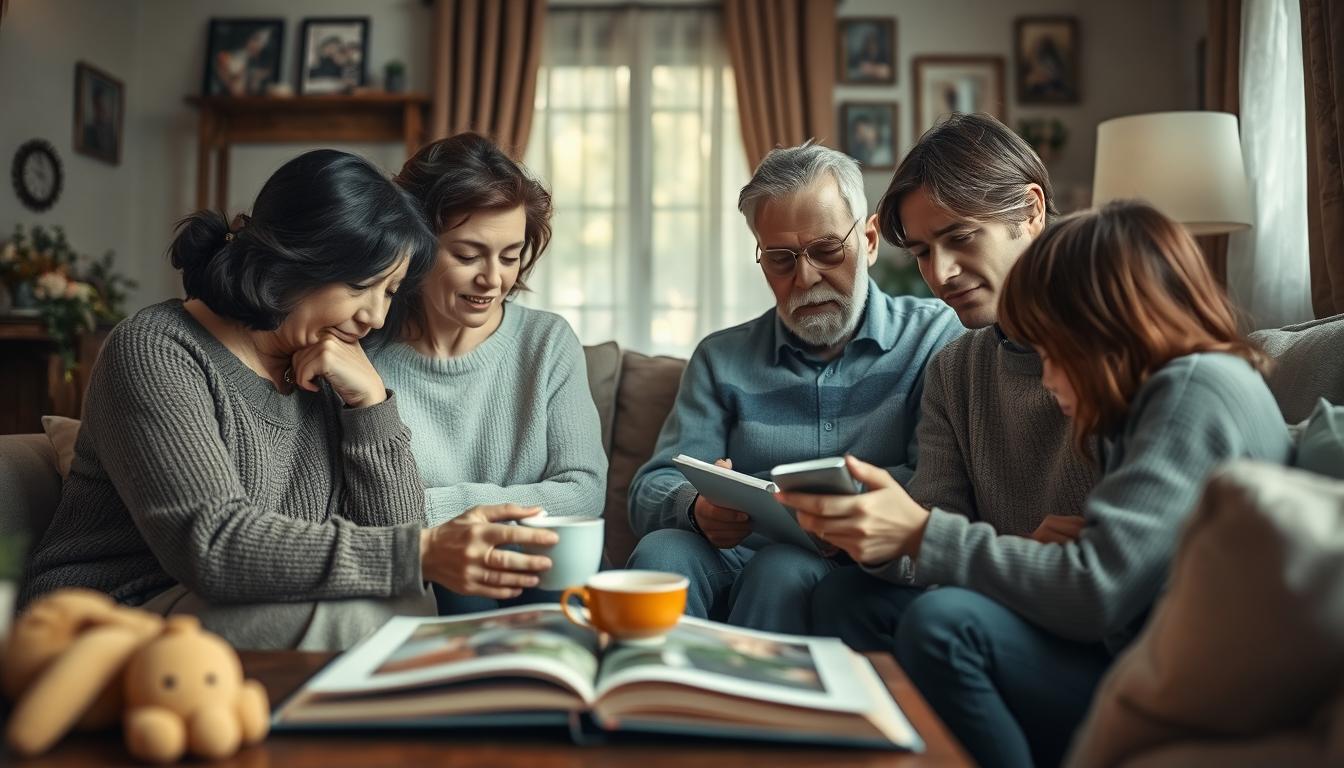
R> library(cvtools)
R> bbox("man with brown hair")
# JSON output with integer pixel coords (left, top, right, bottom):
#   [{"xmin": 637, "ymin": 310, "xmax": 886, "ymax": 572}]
[{"xmin": 805, "ymin": 112, "xmax": 1102, "ymax": 768}]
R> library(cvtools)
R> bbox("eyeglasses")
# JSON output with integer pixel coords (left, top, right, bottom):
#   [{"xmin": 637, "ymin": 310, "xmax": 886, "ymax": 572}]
[{"xmin": 755, "ymin": 219, "xmax": 861, "ymax": 277}]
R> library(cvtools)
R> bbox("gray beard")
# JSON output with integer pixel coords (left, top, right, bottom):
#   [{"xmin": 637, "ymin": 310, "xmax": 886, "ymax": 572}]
[{"xmin": 780, "ymin": 269, "xmax": 870, "ymax": 349}]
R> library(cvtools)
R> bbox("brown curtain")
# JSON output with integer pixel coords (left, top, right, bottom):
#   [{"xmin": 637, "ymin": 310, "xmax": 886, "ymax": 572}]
[
  {"xmin": 430, "ymin": 0, "xmax": 546, "ymax": 158},
  {"xmin": 1200, "ymin": 0, "xmax": 1242, "ymax": 285},
  {"xmin": 723, "ymin": 0, "xmax": 836, "ymax": 167},
  {"xmin": 1302, "ymin": 0, "xmax": 1344, "ymax": 318}
]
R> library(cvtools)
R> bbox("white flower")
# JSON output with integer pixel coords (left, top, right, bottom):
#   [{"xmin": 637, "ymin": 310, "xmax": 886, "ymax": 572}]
[
  {"xmin": 0, "ymin": 243, "xmax": 15, "ymax": 264},
  {"xmin": 34, "ymin": 271, "xmax": 69, "ymax": 301},
  {"xmin": 64, "ymin": 281, "xmax": 96, "ymax": 302}
]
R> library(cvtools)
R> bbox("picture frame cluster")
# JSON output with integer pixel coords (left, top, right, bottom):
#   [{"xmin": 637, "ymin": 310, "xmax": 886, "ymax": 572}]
[
  {"xmin": 837, "ymin": 15, "xmax": 1080, "ymax": 171},
  {"xmin": 202, "ymin": 16, "xmax": 372, "ymax": 97}
]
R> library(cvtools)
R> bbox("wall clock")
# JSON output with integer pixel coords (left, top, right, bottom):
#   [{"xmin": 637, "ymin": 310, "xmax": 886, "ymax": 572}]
[{"xmin": 11, "ymin": 139, "xmax": 63, "ymax": 212}]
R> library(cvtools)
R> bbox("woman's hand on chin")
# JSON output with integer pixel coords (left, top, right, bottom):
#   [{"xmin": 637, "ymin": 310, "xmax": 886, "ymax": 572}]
[
  {"xmin": 289, "ymin": 332, "xmax": 386, "ymax": 407},
  {"xmin": 419, "ymin": 504, "xmax": 559, "ymax": 599}
]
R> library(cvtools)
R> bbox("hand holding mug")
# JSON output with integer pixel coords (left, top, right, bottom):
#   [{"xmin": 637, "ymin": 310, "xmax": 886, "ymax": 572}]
[{"xmin": 420, "ymin": 504, "xmax": 557, "ymax": 600}]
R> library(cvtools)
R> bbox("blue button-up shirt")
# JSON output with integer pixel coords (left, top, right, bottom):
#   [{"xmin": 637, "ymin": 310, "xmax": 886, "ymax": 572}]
[{"xmin": 628, "ymin": 278, "xmax": 964, "ymax": 539}]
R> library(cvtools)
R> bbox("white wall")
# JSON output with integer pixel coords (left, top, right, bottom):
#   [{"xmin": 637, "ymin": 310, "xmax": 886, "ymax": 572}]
[
  {"xmin": 131, "ymin": 0, "xmax": 433, "ymax": 307},
  {"xmin": 836, "ymin": 0, "xmax": 1196, "ymax": 234},
  {"xmin": 0, "ymin": 0, "xmax": 432, "ymax": 310},
  {"xmin": 0, "ymin": 0, "xmax": 143, "ymax": 300},
  {"xmin": 2, "ymin": 0, "xmax": 1204, "ymax": 310}
]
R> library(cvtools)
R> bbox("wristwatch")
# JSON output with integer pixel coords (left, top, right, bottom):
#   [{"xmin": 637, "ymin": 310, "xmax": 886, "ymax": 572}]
[{"xmin": 686, "ymin": 494, "xmax": 706, "ymax": 536}]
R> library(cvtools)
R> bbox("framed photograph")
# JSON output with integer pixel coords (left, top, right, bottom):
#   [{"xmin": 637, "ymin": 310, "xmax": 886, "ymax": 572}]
[
  {"xmin": 838, "ymin": 18, "xmax": 896, "ymax": 85},
  {"xmin": 1014, "ymin": 16, "xmax": 1080, "ymax": 104},
  {"xmin": 202, "ymin": 18, "xmax": 284, "ymax": 97},
  {"xmin": 73, "ymin": 62, "xmax": 123, "ymax": 165},
  {"xmin": 840, "ymin": 103, "xmax": 898, "ymax": 170},
  {"xmin": 912, "ymin": 56, "xmax": 1006, "ymax": 137},
  {"xmin": 299, "ymin": 17, "xmax": 369, "ymax": 95}
]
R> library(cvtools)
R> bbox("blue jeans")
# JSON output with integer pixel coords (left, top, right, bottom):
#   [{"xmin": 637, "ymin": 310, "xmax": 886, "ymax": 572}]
[
  {"xmin": 433, "ymin": 585, "xmax": 562, "ymax": 615},
  {"xmin": 813, "ymin": 566, "xmax": 1112, "ymax": 768},
  {"xmin": 625, "ymin": 529, "xmax": 835, "ymax": 634}
]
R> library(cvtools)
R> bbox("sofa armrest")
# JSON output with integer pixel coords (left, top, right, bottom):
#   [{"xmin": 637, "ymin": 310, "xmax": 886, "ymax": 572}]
[{"xmin": 0, "ymin": 433, "xmax": 62, "ymax": 550}]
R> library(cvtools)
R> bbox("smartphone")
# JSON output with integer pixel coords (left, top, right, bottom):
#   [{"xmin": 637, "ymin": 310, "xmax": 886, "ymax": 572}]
[{"xmin": 770, "ymin": 457, "xmax": 860, "ymax": 494}]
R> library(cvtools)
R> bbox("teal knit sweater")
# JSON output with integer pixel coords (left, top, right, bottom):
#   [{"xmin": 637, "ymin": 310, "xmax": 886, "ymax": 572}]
[{"xmin": 373, "ymin": 303, "xmax": 608, "ymax": 525}]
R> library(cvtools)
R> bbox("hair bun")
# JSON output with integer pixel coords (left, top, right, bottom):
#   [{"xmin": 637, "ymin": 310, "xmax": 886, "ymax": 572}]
[{"xmin": 168, "ymin": 210, "xmax": 232, "ymax": 297}]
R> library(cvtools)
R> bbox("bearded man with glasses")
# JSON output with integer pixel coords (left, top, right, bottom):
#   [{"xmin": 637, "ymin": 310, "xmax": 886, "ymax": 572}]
[{"xmin": 625, "ymin": 141, "xmax": 963, "ymax": 634}]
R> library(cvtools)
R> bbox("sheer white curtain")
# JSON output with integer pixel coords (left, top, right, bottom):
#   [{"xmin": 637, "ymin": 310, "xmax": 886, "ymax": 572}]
[
  {"xmin": 520, "ymin": 6, "xmax": 774, "ymax": 356},
  {"xmin": 1227, "ymin": 0, "xmax": 1313, "ymax": 329}
]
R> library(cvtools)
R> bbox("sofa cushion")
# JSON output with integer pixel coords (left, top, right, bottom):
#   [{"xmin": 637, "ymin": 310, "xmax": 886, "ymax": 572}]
[
  {"xmin": 0, "ymin": 433, "xmax": 62, "ymax": 554},
  {"xmin": 1251, "ymin": 313, "xmax": 1344, "ymax": 421},
  {"xmin": 582, "ymin": 341, "xmax": 622, "ymax": 456},
  {"xmin": 40, "ymin": 415, "xmax": 80, "ymax": 481},
  {"xmin": 1296, "ymin": 399, "xmax": 1344, "ymax": 480},
  {"xmin": 602, "ymin": 350, "xmax": 686, "ymax": 567},
  {"xmin": 1065, "ymin": 461, "xmax": 1344, "ymax": 767}
]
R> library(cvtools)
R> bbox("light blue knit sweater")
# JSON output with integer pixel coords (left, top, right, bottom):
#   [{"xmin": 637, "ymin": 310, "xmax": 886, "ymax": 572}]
[{"xmin": 373, "ymin": 303, "xmax": 608, "ymax": 525}]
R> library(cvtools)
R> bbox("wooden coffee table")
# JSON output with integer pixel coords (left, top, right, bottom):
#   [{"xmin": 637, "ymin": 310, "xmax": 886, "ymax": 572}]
[{"xmin": 2, "ymin": 651, "xmax": 971, "ymax": 767}]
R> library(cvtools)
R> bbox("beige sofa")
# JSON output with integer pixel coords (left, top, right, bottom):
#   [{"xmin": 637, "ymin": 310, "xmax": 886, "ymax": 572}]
[
  {"xmin": 1, "ymin": 316, "xmax": 1341, "ymax": 764},
  {"xmin": 3, "ymin": 315, "xmax": 1342, "ymax": 580},
  {"xmin": 0, "ymin": 342, "xmax": 689, "ymax": 585}
]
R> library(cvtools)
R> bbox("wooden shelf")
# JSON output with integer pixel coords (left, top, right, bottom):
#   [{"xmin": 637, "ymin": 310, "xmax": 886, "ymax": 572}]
[
  {"xmin": 0, "ymin": 316, "xmax": 110, "ymax": 433},
  {"xmin": 185, "ymin": 93, "xmax": 431, "ymax": 211}
]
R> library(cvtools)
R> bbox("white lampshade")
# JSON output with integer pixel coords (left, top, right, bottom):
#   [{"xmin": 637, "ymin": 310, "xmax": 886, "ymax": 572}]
[{"xmin": 1092, "ymin": 111, "xmax": 1252, "ymax": 235}]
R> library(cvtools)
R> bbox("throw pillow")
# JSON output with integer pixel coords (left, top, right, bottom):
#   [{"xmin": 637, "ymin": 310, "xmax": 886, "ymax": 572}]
[
  {"xmin": 602, "ymin": 350, "xmax": 686, "ymax": 567},
  {"xmin": 1295, "ymin": 398, "xmax": 1344, "ymax": 480},
  {"xmin": 40, "ymin": 416, "xmax": 80, "ymax": 481},
  {"xmin": 582, "ymin": 341, "xmax": 622, "ymax": 457},
  {"xmin": 1066, "ymin": 461, "xmax": 1344, "ymax": 767}
]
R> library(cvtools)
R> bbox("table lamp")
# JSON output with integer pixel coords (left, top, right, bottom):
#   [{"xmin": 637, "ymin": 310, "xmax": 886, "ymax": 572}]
[{"xmin": 1092, "ymin": 111, "xmax": 1252, "ymax": 235}]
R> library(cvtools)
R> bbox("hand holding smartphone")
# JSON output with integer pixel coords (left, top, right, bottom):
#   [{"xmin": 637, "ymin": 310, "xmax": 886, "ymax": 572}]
[{"xmin": 770, "ymin": 457, "xmax": 860, "ymax": 495}]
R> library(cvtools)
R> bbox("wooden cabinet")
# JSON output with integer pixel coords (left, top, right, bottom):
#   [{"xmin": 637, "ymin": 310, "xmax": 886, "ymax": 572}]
[
  {"xmin": 0, "ymin": 318, "xmax": 108, "ymax": 434},
  {"xmin": 186, "ymin": 94, "xmax": 431, "ymax": 211}
]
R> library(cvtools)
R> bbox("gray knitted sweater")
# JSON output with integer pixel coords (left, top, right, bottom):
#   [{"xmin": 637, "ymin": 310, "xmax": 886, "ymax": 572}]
[
  {"xmin": 887, "ymin": 352, "xmax": 1292, "ymax": 653},
  {"xmin": 21, "ymin": 301, "xmax": 426, "ymax": 608},
  {"xmin": 905, "ymin": 326, "xmax": 1099, "ymax": 533}
]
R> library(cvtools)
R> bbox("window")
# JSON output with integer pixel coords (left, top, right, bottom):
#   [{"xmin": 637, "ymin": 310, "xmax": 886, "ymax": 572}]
[{"xmin": 521, "ymin": 7, "xmax": 774, "ymax": 356}]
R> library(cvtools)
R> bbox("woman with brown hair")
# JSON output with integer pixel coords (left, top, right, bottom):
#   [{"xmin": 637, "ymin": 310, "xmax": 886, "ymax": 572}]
[
  {"xmin": 784, "ymin": 200, "xmax": 1291, "ymax": 768},
  {"xmin": 373, "ymin": 133, "xmax": 607, "ymax": 612}
]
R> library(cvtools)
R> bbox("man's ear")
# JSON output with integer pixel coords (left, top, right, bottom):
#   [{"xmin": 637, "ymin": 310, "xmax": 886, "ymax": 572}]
[
  {"xmin": 864, "ymin": 213, "xmax": 880, "ymax": 266},
  {"xmin": 1025, "ymin": 184, "xmax": 1047, "ymax": 239}
]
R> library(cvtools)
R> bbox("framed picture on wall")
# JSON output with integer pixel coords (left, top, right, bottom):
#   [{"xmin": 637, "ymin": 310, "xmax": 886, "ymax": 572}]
[
  {"xmin": 838, "ymin": 18, "xmax": 896, "ymax": 85},
  {"xmin": 202, "ymin": 18, "xmax": 284, "ymax": 97},
  {"xmin": 840, "ymin": 103, "xmax": 898, "ymax": 170},
  {"xmin": 1014, "ymin": 16, "xmax": 1081, "ymax": 104},
  {"xmin": 73, "ymin": 62, "xmax": 123, "ymax": 165},
  {"xmin": 299, "ymin": 17, "xmax": 369, "ymax": 95},
  {"xmin": 912, "ymin": 56, "xmax": 1006, "ymax": 137}
]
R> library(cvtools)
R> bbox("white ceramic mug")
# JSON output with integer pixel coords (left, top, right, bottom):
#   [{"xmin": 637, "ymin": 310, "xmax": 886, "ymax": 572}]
[{"xmin": 519, "ymin": 514, "xmax": 604, "ymax": 591}]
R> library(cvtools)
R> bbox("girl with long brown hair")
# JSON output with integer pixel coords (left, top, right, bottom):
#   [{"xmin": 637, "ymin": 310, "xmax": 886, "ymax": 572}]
[{"xmin": 784, "ymin": 200, "xmax": 1291, "ymax": 768}]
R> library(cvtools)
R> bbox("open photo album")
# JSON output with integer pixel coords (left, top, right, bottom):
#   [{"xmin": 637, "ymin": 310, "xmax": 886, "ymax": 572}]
[{"xmin": 273, "ymin": 605, "xmax": 923, "ymax": 751}]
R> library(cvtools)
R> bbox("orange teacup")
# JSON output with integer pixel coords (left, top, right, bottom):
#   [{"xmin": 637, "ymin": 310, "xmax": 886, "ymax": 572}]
[{"xmin": 560, "ymin": 570, "xmax": 688, "ymax": 642}]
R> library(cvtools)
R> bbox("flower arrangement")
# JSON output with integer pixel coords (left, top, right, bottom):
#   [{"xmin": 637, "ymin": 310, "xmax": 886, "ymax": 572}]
[{"xmin": 0, "ymin": 224, "xmax": 136, "ymax": 378}]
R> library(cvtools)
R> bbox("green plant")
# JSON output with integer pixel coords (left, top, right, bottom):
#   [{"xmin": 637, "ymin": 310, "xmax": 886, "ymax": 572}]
[{"xmin": 1, "ymin": 224, "xmax": 137, "ymax": 378}]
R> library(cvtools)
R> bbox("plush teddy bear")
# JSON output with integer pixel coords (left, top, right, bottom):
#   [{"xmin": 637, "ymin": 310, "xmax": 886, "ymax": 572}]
[
  {"xmin": 4, "ymin": 588, "xmax": 165, "ymax": 755},
  {"xmin": 3, "ymin": 589, "xmax": 270, "ymax": 763},
  {"xmin": 122, "ymin": 615, "xmax": 270, "ymax": 764}
]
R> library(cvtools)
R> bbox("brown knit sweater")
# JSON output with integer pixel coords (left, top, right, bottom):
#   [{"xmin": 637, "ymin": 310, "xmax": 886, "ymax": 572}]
[{"xmin": 21, "ymin": 300, "xmax": 426, "ymax": 607}]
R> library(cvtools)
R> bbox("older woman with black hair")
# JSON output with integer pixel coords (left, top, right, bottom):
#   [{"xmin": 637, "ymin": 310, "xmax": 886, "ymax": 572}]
[{"xmin": 21, "ymin": 149, "xmax": 560, "ymax": 650}]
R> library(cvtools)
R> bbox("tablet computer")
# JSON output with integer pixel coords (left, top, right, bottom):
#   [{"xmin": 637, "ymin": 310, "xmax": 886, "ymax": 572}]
[{"xmin": 672, "ymin": 455, "xmax": 819, "ymax": 554}]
